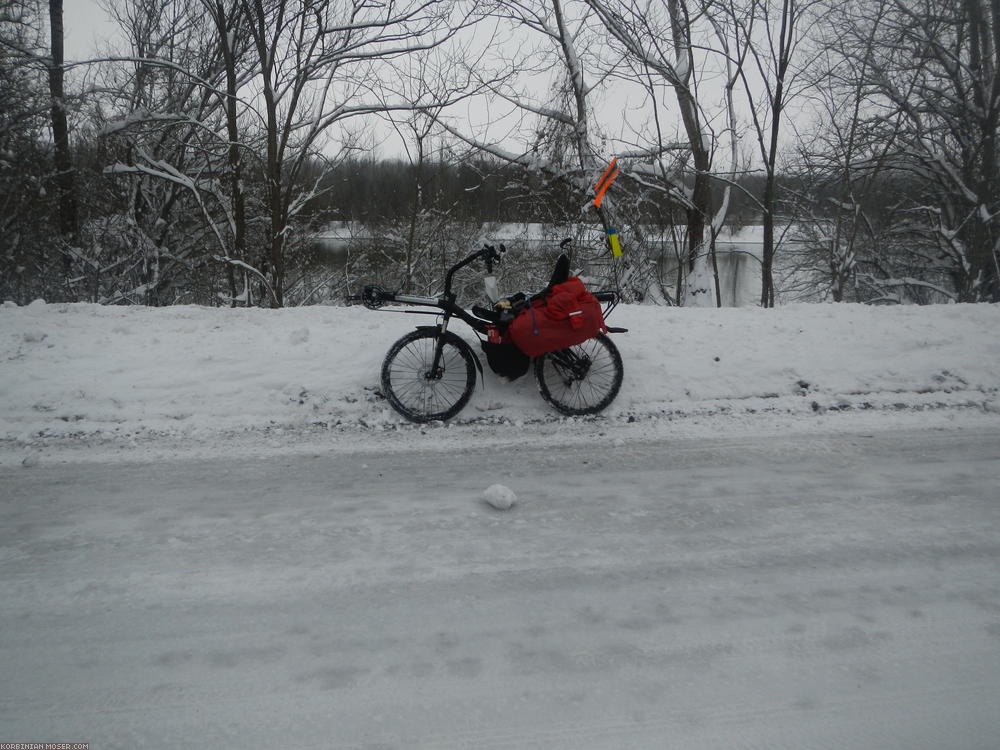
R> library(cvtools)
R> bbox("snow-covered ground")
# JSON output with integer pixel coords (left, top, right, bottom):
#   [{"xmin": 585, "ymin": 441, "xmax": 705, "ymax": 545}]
[
  {"xmin": 1, "ymin": 299, "xmax": 999, "ymax": 461},
  {"xmin": 2, "ymin": 300, "xmax": 1000, "ymax": 748}
]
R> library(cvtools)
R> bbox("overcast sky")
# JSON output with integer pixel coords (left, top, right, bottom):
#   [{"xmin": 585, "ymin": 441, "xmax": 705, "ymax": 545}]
[{"xmin": 63, "ymin": 0, "xmax": 119, "ymax": 60}]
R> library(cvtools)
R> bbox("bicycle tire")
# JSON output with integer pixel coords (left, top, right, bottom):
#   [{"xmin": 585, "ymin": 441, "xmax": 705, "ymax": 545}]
[
  {"xmin": 381, "ymin": 328, "xmax": 477, "ymax": 422},
  {"xmin": 534, "ymin": 334, "xmax": 623, "ymax": 416}
]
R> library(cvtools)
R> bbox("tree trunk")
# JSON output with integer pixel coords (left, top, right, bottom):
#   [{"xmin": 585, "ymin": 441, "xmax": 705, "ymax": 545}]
[
  {"xmin": 964, "ymin": 0, "xmax": 1000, "ymax": 301},
  {"xmin": 667, "ymin": 0, "xmax": 716, "ymax": 305},
  {"xmin": 404, "ymin": 138, "xmax": 426, "ymax": 294},
  {"xmin": 758, "ymin": 0, "xmax": 794, "ymax": 308},
  {"xmin": 47, "ymin": 0, "xmax": 78, "ymax": 263},
  {"xmin": 761, "ymin": 200, "xmax": 776, "ymax": 307},
  {"xmin": 215, "ymin": 1, "xmax": 248, "ymax": 306}
]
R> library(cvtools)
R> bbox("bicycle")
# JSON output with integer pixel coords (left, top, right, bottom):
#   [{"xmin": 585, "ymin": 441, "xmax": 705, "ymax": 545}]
[{"xmin": 354, "ymin": 242, "xmax": 627, "ymax": 423}]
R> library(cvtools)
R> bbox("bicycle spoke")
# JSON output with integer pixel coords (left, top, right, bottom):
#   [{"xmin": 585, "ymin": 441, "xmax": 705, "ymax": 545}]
[
  {"xmin": 381, "ymin": 331, "xmax": 477, "ymax": 421},
  {"xmin": 536, "ymin": 335, "xmax": 623, "ymax": 416}
]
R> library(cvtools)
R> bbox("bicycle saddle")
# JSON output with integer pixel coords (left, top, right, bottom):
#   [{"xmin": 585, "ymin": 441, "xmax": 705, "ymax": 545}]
[
  {"xmin": 548, "ymin": 253, "xmax": 570, "ymax": 289},
  {"xmin": 523, "ymin": 253, "xmax": 572, "ymax": 304}
]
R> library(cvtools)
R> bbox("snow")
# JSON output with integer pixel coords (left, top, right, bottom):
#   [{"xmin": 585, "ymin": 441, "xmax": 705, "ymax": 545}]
[
  {"xmin": 3, "ymin": 429, "xmax": 1000, "ymax": 748},
  {"xmin": 2, "ymin": 300, "xmax": 998, "ymax": 462},
  {"xmin": 484, "ymin": 483, "xmax": 518, "ymax": 510},
  {"xmin": 2, "ymin": 300, "xmax": 1000, "ymax": 748}
]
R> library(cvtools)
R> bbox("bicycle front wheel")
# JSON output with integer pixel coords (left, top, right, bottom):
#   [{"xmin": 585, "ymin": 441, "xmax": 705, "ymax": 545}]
[
  {"xmin": 534, "ymin": 334, "xmax": 623, "ymax": 416},
  {"xmin": 381, "ymin": 329, "xmax": 477, "ymax": 422}
]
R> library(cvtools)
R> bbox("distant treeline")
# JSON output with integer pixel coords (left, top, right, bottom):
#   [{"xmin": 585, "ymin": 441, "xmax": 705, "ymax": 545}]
[{"xmin": 303, "ymin": 157, "xmax": 910, "ymax": 228}]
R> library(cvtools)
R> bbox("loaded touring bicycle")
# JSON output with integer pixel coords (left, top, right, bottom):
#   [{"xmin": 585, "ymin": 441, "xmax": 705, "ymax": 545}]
[{"xmin": 355, "ymin": 241, "xmax": 627, "ymax": 423}]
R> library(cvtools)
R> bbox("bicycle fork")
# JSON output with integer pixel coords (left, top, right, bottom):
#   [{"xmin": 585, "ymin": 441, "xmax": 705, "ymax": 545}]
[{"xmin": 426, "ymin": 318, "xmax": 452, "ymax": 380}]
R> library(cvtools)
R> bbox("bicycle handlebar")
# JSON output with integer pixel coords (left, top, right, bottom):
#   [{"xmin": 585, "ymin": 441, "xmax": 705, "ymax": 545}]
[
  {"xmin": 354, "ymin": 244, "xmax": 504, "ymax": 310},
  {"xmin": 481, "ymin": 243, "xmax": 505, "ymax": 275},
  {"xmin": 444, "ymin": 244, "xmax": 505, "ymax": 298}
]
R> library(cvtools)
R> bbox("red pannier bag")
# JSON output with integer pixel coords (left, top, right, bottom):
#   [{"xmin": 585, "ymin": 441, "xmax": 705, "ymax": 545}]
[{"xmin": 507, "ymin": 277, "xmax": 607, "ymax": 357}]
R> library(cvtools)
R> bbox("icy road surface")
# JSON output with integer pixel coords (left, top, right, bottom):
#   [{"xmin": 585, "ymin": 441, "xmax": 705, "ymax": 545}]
[{"xmin": 2, "ymin": 427, "xmax": 999, "ymax": 749}]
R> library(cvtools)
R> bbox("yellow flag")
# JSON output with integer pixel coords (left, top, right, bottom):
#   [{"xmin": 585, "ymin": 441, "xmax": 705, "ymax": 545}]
[{"xmin": 607, "ymin": 228, "xmax": 623, "ymax": 258}]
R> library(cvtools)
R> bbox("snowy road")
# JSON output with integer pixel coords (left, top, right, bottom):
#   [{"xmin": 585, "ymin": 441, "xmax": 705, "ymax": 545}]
[{"xmin": 2, "ymin": 426, "xmax": 1000, "ymax": 749}]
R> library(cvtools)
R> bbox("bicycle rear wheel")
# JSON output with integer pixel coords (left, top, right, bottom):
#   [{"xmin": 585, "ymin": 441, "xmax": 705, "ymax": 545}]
[
  {"xmin": 381, "ymin": 328, "xmax": 477, "ymax": 422},
  {"xmin": 534, "ymin": 334, "xmax": 623, "ymax": 416}
]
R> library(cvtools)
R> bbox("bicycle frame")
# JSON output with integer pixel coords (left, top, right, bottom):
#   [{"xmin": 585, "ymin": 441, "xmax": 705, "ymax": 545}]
[
  {"xmin": 378, "ymin": 249, "xmax": 495, "ymax": 379},
  {"xmin": 359, "ymin": 245, "xmax": 624, "ymax": 381},
  {"xmin": 357, "ymin": 243, "xmax": 628, "ymax": 421},
  {"xmin": 391, "ymin": 293, "xmax": 490, "ymax": 335}
]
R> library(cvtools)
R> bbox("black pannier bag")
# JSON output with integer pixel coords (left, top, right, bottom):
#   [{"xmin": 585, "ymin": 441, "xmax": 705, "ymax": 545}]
[{"xmin": 481, "ymin": 339, "xmax": 531, "ymax": 380}]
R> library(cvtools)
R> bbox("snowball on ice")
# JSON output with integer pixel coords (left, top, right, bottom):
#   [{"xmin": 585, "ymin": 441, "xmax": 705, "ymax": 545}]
[{"xmin": 483, "ymin": 483, "xmax": 517, "ymax": 510}]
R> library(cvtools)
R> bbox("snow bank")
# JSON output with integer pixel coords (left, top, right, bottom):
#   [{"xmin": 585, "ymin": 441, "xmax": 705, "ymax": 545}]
[{"xmin": 1, "ymin": 300, "xmax": 998, "ymax": 456}]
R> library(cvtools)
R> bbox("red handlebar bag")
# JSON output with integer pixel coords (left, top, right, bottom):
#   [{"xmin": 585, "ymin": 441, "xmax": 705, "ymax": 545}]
[{"xmin": 508, "ymin": 277, "xmax": 607, "ymax": 357}]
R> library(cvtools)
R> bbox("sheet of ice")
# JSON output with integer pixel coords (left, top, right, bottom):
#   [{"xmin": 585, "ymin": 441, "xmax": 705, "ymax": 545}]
[{"xmin": 1, "ymin": 429, "xmax": 998, "ymax": 749}]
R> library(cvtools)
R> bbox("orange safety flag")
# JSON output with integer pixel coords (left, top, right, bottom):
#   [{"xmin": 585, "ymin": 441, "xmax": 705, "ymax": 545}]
[{"xmin": 592, "ymin": 158, "xmax": 619, "ymax": 208}]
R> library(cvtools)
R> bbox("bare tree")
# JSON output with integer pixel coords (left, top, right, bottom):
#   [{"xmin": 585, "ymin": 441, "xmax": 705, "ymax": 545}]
[
  {"xmin": 839, "ymin": 0, "xmax": 1000, "ymax": 302},
  {"xmin": 585, "ymin": 0, "xmax": 751, "ymax": 306},
  {"xmin": 95, "ymin": 0, "xmax": 255, "ymax": 304},
  {"xmin": 369, "ymin": 46, "xmax": 482, "ymax": 295},
  {"xmin": 91, "ymin": 0, "xmax": 470, "ymax": 306},
  {"xmin": 1, "ymin": 0, "xmax": 61, "ymax": 302},
  {"xmin": 719, "ymin": 0, "xmax": 821, "ymax": 307},
  {"xmin": 239, "ymin": 0, "xmax": 467, "ymax": 306},
  {"xmin": 434, "ymin": 0, "xmax": 673, "ymax": 301},
  {"xmin": 780, "ymin": 0, "xmax": 896, "ymax": 302},
  {"xmin": 204, "ymin": 0, "xmax": 250, "ymax": 304},
  {"xmin": 47, "ymin": 0, "xmax": 77, "ymax": 255}
]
